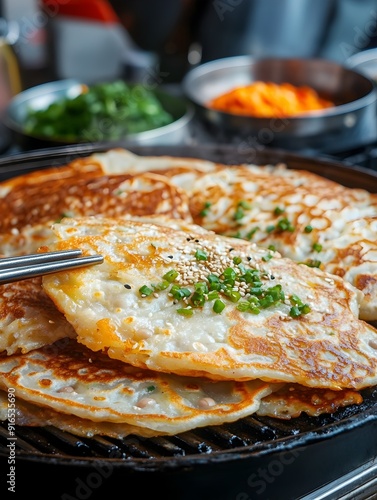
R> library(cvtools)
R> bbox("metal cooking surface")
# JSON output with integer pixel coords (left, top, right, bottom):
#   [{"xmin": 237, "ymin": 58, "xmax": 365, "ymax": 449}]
[
  {"xmin": 302, "ymin": 460, "xmax": 377, "ymax": 500},
  {"xmin": 1, "ymin": 387, "xmax": 376, "ymax": 500},
  {"xmin": 0, "ymin": 143, "xmax": 377, "ymax": 500},
  {"xmin": 1, "ymin": 386, "xmax": 377, "ymax": 462}
]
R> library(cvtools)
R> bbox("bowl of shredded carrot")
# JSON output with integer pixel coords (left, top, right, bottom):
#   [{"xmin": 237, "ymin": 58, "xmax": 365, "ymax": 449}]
[
  {"xmin": 207, "ymin": 81, "xmax": 334, "ymax": 118},
  {"xmin": 182, "ymin": 56, "xmax": 377, "ymax": 153}
]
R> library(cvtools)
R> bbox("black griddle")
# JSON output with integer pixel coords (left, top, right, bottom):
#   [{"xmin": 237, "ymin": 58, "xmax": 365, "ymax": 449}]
[{"xmin": 0, "ymin": 143, "xmax": 376, "ymax": 500}]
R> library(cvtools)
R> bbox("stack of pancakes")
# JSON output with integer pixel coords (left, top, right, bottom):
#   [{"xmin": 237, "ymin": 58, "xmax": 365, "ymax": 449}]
[{"xmin": 0, "ymin": 148, "xmax": 376, "ymax": 439}]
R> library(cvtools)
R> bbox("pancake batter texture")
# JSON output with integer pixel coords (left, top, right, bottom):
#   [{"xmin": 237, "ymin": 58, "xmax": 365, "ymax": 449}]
[{"xmin": 1, "ymin": 147, "xmax": 377, "ymax": 437}]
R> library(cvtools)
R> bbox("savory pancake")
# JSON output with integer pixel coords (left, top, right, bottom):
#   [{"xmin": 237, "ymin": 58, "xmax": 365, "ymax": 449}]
[
  {"xmin": 42, "ymin": 216, "xmax": 377, "ymax": 390},
  {"xmin": 0, "ymin": 338, "xmax": 273, "ymax": 436},
  {"xmin": 87, "ymin": 148, "xmax": 377, "ymax": 321},
  {"xmin": 180, "ymin": 165, "xmax": 377, "ymax": 321},
  {"xmin": 0, "ymin": 166, "xmax": 191, "ymax": 356},
  {"xmin": 0, "ymin": 157, "xmax": 103, "ymax": 198},
  {"xmin": 88, "ymin": 147, "xmax": 221, "ymax": 178},
  {"xmin": 0, "ymin": 338, "xmax": 364, "ymax": 438},
  {"xmin": 0, "ymin": 170, "xmax": 191, "ymax": 256},
  {"xmin": 0, "ymin": 277, "xmax": 77, "ymax": 356},
  {"xmin": 0, "ymin": 216, "xmax": 207, "ymax": 357},
  {"xmin": 5, "ymin": 147, "xmax": 377, "ymax": 318},
  {"xmin": 0, "ymin": 390, "xmax": 161, "ymax": 438},
  {"xmin": 256, "ymin": 383, "xmax": 363, "ymax": 419},
  {"xmin": 0, "ymin": 381, "xmax": 364, "ymax": 438}
]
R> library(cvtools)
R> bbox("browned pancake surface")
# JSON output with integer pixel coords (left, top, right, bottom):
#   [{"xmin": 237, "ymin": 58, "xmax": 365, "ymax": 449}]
[{"xmin": 42, "ymin": 216, "xmax": 377, "ymax": 390}]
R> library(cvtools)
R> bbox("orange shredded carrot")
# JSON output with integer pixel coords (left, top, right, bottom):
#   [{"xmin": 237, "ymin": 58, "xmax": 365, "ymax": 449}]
[{"xmin": 208, "ymin": 81, "xmax": 334, "ymax": 118}]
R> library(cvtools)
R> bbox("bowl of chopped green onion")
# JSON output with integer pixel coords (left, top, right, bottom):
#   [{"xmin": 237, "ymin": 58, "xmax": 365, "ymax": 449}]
[{"xmin": 4, "ymin": 79, "xmax": 193, "ymax": 150}]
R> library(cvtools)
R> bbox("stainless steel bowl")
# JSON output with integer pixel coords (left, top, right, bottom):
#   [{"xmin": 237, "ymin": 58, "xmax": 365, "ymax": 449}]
[
  {"xmin": 4, "ymin": 79, "xmax": 194, "ymax": 150},
  {"xmin": 182, "ymin": 56, "xmax": 377, "ymax": 153},
  {"xmin": 346, "ymin": 48, "xmax": 377, "ymax": 83}
]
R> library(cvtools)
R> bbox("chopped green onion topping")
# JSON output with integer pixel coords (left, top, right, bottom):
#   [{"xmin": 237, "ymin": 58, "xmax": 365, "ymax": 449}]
[
  {"xmin": 276, "ymin": 217, "xmax": 295, "ymax": 232},
  {"xmin": 233, "ymin": 208, "xmax": 245, "ymax": 221},
  {"xmin": 200, "ymin": 201, "xmax": 212, "ymax": 217},
  {"xmin": 238, "ymin": 200, "xmax": 252, "ymax": 209},
  {"xmin": 300, "ymin": 259, "xmax": 322, "ymax": 268},
  {"xmin": 139, "ymin": 285, "xmax": 153, "ymax": 296},
  {"xmin": 190, "ymin": 291, "xmax": 206, "ymax": 307},
  {"xmin": 207, "ymin": 290, "xmax": 219, "ymax": 301},
  {"xmin": 170, "ymin": 285, "xmax": 191, "ymax": 300},
  {"xmin": 223, "ymin": 290, "xmax": 241, "ymax": 303},
  {"xmin": 236, "ymin": 301, "xmax": 250, "ymax": 312},
  {"xmin": 262, "ymin": 252, "xmax": 273, "ymax": 262},
  {"xmin": 289, "ymin": 295, "xmax": 311, "ymax": 317},
  {"xmin": 289, "ymin": 306, "xmax": 302, "ymax": 318},
  {"xmin": 304, "ymin": 225, "xmax": 313, "ymax": 233},
  {"xmin": 195, "ymin": 282, "xmax": 208, "ymax": 293},
  {"xmin": 139, "ymin": 254, "xmax": 310, "ymax": 320},
  {"xmin": 312, "ymin": 242, "xmax": 323, "ymax": 253},
  {"xmin": 153, "ymin": 280, "xmax": 170, "ymax": 291},
  {"xmin": 249, "ymin": 306, "xmax": 261, "ymax": 315},
  {"xmin": 233, "ymin": 200, "xmax": 251, "ymax": 221},
  {"xmin": 195, "ymin": 249, "xmax": 208, "ymax": 261},
  {"xmin": 162, "ymin": 269, "xmax": 179, "ymax": 282},
  {"xmin": 208, "ymin": 274, "xmax": 221, "ymax": 290},
  {"xmin": 246, "ymin": 227, "xmax": 259, "ymax": 240},
  {"xmin": 177, "ymin": 307, "xmax": 194, "ymax": 317},
  {"xmin": 274, "ymin": 206, "xmax": 285, "ymax": 215},
  {"xmin": 213, "ymin": 299, "xmax": 225, "ymax": 314}
]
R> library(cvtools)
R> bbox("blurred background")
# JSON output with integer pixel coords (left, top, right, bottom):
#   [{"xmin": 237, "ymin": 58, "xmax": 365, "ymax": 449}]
[
  {"xmin": 2, "ymin": 0, "xmax": 377, "ymax": 89},
  {"xmin": 2, "ymin": 0, "xmax": 377, "ymax": 155}
]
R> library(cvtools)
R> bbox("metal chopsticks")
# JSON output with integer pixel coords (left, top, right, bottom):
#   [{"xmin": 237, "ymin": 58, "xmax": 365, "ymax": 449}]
[{"xmin": 0, "ymin": 249, "xmax": 104, "ymax": 285}]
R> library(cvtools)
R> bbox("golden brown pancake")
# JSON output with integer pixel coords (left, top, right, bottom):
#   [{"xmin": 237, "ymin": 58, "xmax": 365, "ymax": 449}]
[
  {"xmin": 1, "ymin": 148, "xmax": 376, "ymax": 438},
  {"xmin": 86, "ymin": 148, "xmax": 377, "ymax": 321},
  {"xmin": 256, "ymin": 383, "xmax": 363, "ymax": 419},
  {"xmin": 42, "ymin": 216, "xmax": 377, "ymax": 390},
  {"xmin": 0, "ymin": 164, "xmax": 192, "ymax": 357},
  {"xmin": 0, "ymin": 338, "xmax": 273, "ymax": 436},
  {"xmin": 0, "ymin": 390, "xmax": 162, "ymax": 438},
  {"xmin": 0, "ymin": 381, "xmax": 364, "ymax": 437},
  {"xmin": 0, "ymin": 216, "xmax": 206, "ymax": 357},
  {"xmin": 0, "ymin": 340, "xmax": 364, "ymax": 438},
  {"xmin": 0, "ymin": 170, "xmax": 191, "ymax": 256},
  {"xmin": 0, "ymin": 277, "xmax": 77, "ymax": 356}
]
